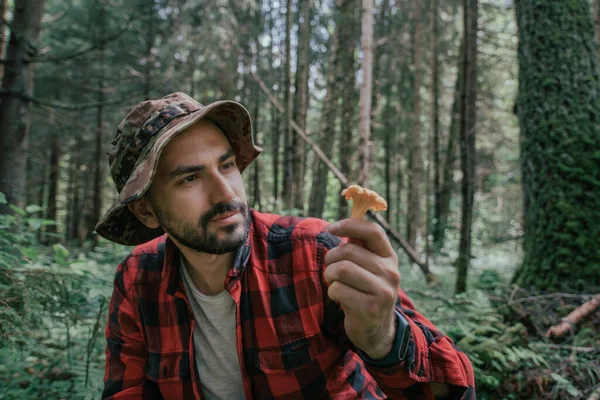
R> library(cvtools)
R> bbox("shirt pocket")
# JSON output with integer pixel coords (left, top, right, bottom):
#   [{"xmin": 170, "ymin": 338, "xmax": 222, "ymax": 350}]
[
  {"xmin": 248, "ymin": 333, "xmax": 325, "ymax": 375},
  {"xmin": 145, "ymin": 351, "xmax": 192, "ymax": 383}
]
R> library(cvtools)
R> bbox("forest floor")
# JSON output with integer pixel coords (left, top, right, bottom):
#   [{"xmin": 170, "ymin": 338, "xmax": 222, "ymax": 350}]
[{"xmin": 1, "ymin": 237, "xmax": 598, "ymax": 400}]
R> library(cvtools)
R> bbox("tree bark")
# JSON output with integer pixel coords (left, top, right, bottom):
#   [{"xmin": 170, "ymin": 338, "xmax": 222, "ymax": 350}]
[
  {"xmin": 268, "ymin": 3, "xmax": 281, "ymax": 203},
  {"xmin": 435, "ymin": 38, "xmax": 464, "ymax": 250},
  {"xmin": 251, "ymin": 83, "xmax": 262, "ymax": 210},
  {"xmin": 357, "ymin": 0, "xmax": 374, "ymax": 186},
  {"xmin": 595, "ymin": 0, "xmax": 600, "ymax": 49},
  {"xmin": 90, "ymin": 6, "xmax": 106, "ymax": 245},
  {"xmin": 431, "ymin": 0, "xmax": 442, "ymax": 250},
  {"xmin": 455, "ymin": 0, "xmax": 478, "ymax": 294},
  {"xmin": 513, "ymin": 0, "xmax": 600, "ymax": 291},
  {"xmin": 0, "ymin": 0, "xmax": 9, "ymax": 82},
  {"xmin": 0, "ymin": 0, "xmax": 46, "ymax": 211},
  {"xmin": 546, "ymin": 294, "xmax": 600, "ymax": 338},
  {"xmin": 67, "ymin": 138, "xmax": 82, "ymax": 242},
  {"xmin": 337, "ymin": 0, "xmax": 358, "ymax": 220},
  {"xmin": 45, "ymin": 130, "xmax": 60, "ymax": 240},
  {"xmin": 407, "ymin": 0, "xmax": 423, "ymax": 249},
  {"xmin": 292, "ymin": 0, "xmax": 312, "ymax": 213},
  {"xmin": 308, "ymin": 12, "xmax": 341, "ymax": 218},
  {"xmin": 143, "ymin": 3, "xmax": 154, "ymax": 99},
  {"xmin": 281, "ymin": 0, "xmax": 294, "ymax": 210}
]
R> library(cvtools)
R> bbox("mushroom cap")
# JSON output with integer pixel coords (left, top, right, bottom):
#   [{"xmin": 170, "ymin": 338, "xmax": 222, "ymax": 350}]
[{"xmin": 341, "ymin": 184, "xmax": 388, "ymax": 211}]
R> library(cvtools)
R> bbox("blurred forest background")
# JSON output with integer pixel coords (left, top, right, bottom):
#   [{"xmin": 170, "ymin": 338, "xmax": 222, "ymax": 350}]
[{"xmin": 1, "ymin": 0, "xmax": 599, "ymax": 398}]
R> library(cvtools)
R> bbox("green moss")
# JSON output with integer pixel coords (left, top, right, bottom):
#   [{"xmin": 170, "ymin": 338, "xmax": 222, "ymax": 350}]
[{"xmin": 514, "ymin": 0, "xmax": 600, "ymax": 292}]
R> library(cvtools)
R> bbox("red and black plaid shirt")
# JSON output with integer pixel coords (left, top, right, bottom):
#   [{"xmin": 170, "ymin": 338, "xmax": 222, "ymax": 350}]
[{"xmin": 103, "ymin": 210, "xmax": 475, "ymax": 399}]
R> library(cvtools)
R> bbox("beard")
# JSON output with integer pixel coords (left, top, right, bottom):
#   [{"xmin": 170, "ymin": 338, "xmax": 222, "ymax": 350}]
[{"xmin": 153, "ymin": 199, "xmax": 251, "ymax": 254}]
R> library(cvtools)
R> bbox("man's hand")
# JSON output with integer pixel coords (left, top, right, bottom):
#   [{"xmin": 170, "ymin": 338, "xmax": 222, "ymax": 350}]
[{"xmin": 324, "ymin": 218, "xmax": 401, "ymax": 360}]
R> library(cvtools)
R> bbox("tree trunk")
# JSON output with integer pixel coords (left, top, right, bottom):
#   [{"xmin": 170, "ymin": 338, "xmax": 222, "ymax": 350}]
[
  {"xmin": 308, "ymin": 0, "xmax": 345, "ymax": 218},
  {"xmin": 595, "ymin": 0, "xmax": 600, "ymax": 49},
  {"xmin": 37, "ymin": 162, "xmax": 46, "ymax": 242},
  {"xmin": 407, "ymin": 0, "xmax": 423, "ymax": 249},
  {"xmin": 90, "ymin": 10, "xmax": 105, "ymax": 245},
  {"xmin": 455, "ymin": 0, "xmax": 478, "ymax": 294},
  {"xmin": 435, "ymin": 38, "xmax": 465, "ymax": 250},
  {"xmin": 143, "ymin": 3, "xmax": 154, "ymax": 100},
  {"xmin": 431, "ymin": 0, "xmax": 442, "ymax": 250},
  {"xmin": 281, "ymin": 0, "xmax": 294, "ymax": 210},
  {"xmin": 356, "ymin": 0, "xmax": 374, "ymax": 186},
  {"xmin": 67, "ymin": 138, "xmax": 81, "ymax": 242},
  {"xmin": 384, "ymin": 97, "xmax": 392, "ymax": 224},
  {"xmin": 0, "ymin": 0, "xmax": 9, "ymax": 82},
  {"xmin": 337, "ymin": 0, "xmax": 358, "ymax": 220},
  {"xmin": 0, "ymin": 0, "xmax": 46, "ymax": 211},
  {"xmin": 45, "ymin": 131, "xmax": 60, "ymax": 240},
  {"xmin": 513, "ymin": 0, "xmax": 600, "ymax": 291},
  {"xmin": 292, "ymin": 0, "xmax": 312, "ymax": 213},
  {"xmin": 268, "ymin": 3, "xmax": 281, "ymax": 203},
  {"xmin": 251, "ymin": 84, "xmax": 262, "ymax": 210}
]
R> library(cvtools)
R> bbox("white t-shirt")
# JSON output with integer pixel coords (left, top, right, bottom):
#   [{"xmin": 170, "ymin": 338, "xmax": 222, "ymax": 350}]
[{"xmin": 179, "ymin": 255, "xmax": 245, "ymax": 400}]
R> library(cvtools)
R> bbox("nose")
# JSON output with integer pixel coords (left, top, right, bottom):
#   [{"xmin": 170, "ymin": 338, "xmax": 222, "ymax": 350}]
[{"xmin": 209, "ymin": 172, "xmax": 236, "ymax": 205}]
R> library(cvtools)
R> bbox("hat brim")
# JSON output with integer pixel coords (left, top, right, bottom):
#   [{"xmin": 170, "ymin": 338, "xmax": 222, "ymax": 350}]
[{"xmin": 95, "ymin": 100, "xmax": 262, "ymax": 246}]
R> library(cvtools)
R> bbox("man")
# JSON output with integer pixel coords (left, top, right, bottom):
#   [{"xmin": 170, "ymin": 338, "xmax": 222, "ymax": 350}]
[{"xmin": 97, "ymin": 92, "xmax": 475, "ymax": 400}]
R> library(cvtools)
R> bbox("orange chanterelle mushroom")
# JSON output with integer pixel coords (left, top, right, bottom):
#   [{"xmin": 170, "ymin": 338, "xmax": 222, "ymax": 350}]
[{"xmin": 341, "ymin": 184, "xmax": 388, "ymax": 219}]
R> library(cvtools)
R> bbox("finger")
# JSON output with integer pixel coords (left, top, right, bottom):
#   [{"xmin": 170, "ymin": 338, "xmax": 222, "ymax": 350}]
[
  {"xmin": 328, "ymin": 219, "xmax": 395, "ymax": 258},
  {"xmin": 327, "ymin": 280, "xmax": 371, "ymax": 314},
  {"xmin": 325, "ymin": 243, "xmax": 388, "ymax": 276},
  {"xmin": 323, "ymin": 259, "xmax": 384, "ymax": 294}
]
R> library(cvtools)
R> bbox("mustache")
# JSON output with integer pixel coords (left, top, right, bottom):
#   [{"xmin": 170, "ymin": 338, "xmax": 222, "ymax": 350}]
[{"xmin": 201, "ymin": 200, "xmax": 247, "ymax": 226}]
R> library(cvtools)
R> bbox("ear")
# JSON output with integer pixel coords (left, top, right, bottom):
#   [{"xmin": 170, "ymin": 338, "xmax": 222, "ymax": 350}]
[{"xmin": 128, "ymin": 196, "xmax": 160, "ymax": 229}]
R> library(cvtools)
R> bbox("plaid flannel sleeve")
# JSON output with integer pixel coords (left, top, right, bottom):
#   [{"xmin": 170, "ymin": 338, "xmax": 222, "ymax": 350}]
[
  {"xmin": 321, "ymin": 232, "xmax": 476, "ymax": 400},
  {"xmin": 103, "ymin": 259, "xmax": 156, "ymax": 399}
]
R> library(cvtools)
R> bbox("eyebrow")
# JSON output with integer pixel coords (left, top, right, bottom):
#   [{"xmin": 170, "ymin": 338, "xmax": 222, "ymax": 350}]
[{"xmin": 167, "ymin": 148, "xmax": 236, "ymax": 180}]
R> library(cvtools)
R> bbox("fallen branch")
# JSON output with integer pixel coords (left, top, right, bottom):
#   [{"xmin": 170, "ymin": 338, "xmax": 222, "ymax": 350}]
[
  {"xmin": 251, "ymin": 70, "xmax": 434, "ymax": 280},
  {"xmin": 546, "ymin": 294, "xmax": 600, "ymax": 338},
  {"xmin": 528, "ymin": 343, "xmax": 597, "ymax": 353},
  {"xmin": 403, "ymin": 289, "xmax": 474, "ymax": 305},
  {"xmin": 509, "ymin": 292, "xmax": 597, "ymax": 305}
]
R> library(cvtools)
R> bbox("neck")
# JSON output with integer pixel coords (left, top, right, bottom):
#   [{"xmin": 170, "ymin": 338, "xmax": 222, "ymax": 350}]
[{"xmin": 175, "ymin": 241, "xmax": 234, "ymax": 296}]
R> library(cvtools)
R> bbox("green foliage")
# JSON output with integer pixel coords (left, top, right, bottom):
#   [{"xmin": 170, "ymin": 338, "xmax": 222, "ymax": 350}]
[{"xmin": 0, "ymin": 193, "xmax": 124, "ymax": 399}]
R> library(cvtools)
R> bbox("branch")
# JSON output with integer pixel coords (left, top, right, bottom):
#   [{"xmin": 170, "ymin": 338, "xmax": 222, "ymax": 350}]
[
  {"xmin": 528, "ymin": 343, "xmax": 597, "ymax": 353},
  {"xmin": 403, "ymin": 289, "xmax": 475, "ymax": 305},
  {"xmin": 251, "ymin": 69, "xmax": 433, "ymax": 278},
  {"xmin": 509, "ymin": 292, "xmax": 597, "ymax": 305},
  {"xmin": 546, "ymin": 294, "xmax": 600, "ymax": 339},
  {"xmin": 31, "ymin": 14, "xmax": 136, "ymax": 63},
  {"xmin": 1, "ymin": 89, "xmax": 130, "ymax": 110}
]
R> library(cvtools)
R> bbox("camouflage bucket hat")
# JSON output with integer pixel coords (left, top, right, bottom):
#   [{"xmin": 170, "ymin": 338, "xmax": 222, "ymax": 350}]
[{"xmin": 95, "ymin": 92, "xmax": 262, "ymax": 246}]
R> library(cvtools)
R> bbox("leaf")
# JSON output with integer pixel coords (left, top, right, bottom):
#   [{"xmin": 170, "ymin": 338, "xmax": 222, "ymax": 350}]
[
  {"xmin": 25, "ymin": 205, "xmax": 42, "ymax": 214},
  {"xmin": 53, "ymin": 243, "xmax": 70, "ymax": 264},
  {"xmin": 8, "ymin": 204, "xmax": 26, "ymax": 216},
  {"xmin": 27, "ymin": 218, "xmax": 42, "ymax": 230},
  {"xmin": 0, "ymin": 192, "xmax": 6, "ymax": 205}
]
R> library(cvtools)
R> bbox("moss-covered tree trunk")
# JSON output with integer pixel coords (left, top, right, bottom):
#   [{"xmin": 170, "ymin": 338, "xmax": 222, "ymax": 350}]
[{"xmin": 514, "ymin": 0, "xmax": 600, "ymax": 291}]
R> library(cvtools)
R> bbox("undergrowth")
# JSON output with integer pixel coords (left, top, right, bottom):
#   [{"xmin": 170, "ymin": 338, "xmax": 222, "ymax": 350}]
[{"xmin": 1, "ymin": 192, "xmax": 598, "ymax": 399}]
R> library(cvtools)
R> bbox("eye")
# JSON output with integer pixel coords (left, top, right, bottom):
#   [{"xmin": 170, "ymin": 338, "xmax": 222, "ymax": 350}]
[
  {"xmin": 181, "ymin": 175, "xmax": 196, "ymax": 184},
  {"xmin": 222, "ymin": 162, "xmax": 235, "ymax": 170}
]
